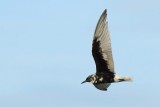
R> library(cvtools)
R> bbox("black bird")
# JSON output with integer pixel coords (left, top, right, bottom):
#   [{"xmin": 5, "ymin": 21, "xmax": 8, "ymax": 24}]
[{"xmin": 81, "ymin": 9, "xmax": 132, "ymax": 91}]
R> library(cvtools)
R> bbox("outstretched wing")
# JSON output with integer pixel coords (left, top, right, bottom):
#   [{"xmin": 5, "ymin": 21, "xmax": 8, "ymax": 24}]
[{"xmin": 92, "ymin": 9, "xmax": 115, "ymax": 74}]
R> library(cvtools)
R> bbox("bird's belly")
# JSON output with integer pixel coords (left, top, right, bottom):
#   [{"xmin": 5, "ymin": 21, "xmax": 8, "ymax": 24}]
[{"xmin": 93, "ymin": 83, "xmax": 111, "ymax": 91}]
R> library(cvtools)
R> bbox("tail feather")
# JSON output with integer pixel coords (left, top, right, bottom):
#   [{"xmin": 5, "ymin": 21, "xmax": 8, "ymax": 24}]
[
  {"xmin": 121, "ymin": 76, "xmax": 133, "ymax": 82},
  {"xmin": 114, "ymin": 75, "xmax": 133, "ymax": 82}
]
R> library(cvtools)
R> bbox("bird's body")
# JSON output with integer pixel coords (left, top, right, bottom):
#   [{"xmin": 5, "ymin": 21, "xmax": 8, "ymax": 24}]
[{"xmin": 82, "ymin": 9, "xmax": 132, "ymax": 91}]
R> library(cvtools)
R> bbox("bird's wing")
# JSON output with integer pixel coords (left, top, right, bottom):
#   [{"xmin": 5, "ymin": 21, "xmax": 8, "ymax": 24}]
[
  {"xmin": 94, "ymin": 83, "xmax": 111, "ymax": 91},
  {"xmin": 92, "ymin": 9, "xmax": 115, "ymax": 74}
]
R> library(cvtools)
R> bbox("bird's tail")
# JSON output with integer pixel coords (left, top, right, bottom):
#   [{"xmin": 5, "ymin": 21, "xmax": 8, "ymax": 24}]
[
  {"xmin": 114, "ymin": 75, "xmax": 133, "ymax": 82},
  {"xmin": 121, "ymin": 76, "xmax": 133, "ymax": 82}
]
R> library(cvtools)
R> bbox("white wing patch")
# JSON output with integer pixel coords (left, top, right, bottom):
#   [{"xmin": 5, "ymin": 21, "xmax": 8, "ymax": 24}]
[{"xmin": 94, "ymin": 83, "xmax": 111, "ymax": 91}]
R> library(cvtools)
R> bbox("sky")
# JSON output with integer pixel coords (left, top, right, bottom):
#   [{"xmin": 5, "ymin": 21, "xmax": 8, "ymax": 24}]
[{"xmin": 0, "ymin": 0, "xmax": 160, "ymax": 107}]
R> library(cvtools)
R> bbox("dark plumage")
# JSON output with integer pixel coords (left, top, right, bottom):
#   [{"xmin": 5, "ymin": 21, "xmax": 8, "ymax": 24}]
[{"xmin": 81, "ymin": 9, "xmax": 132, "ymax": 91}]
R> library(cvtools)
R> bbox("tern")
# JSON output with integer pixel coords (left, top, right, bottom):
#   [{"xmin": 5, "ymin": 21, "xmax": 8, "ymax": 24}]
[{"xmin": 81, "ymin": 9, "xmax": 132, "ymax": 91}]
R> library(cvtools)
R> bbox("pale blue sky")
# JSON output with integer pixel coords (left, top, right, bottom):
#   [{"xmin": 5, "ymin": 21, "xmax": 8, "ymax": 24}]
[{"xmin": 0, "ymin": 0, "xmax": 160, "ymax": 107}]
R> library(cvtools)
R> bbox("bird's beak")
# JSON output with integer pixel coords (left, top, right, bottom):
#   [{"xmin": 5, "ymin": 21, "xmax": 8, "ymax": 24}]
[{"xmin": 81, "ymin": 80, "xmax": 87, "ymax": 84}]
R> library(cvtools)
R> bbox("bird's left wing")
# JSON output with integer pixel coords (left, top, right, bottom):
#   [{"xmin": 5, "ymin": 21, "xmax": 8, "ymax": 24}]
[{"xmin": 92, "ymin": 9, "xmax": 115, "ymax": 74}]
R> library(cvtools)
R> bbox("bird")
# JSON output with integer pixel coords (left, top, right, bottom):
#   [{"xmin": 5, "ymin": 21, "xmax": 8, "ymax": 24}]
[{"xmin": 81, "ymin": 9, "xmax": 132, "ymax": 91}]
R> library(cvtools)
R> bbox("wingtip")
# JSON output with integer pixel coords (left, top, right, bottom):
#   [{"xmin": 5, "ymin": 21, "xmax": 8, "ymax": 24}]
[
  {"xmin": 100, "ymin": 9, "xmax": 107, "ymax": 19},
  {"xmin": 103, "ymin": 9, "xmax": 107, "ymax": 15},
  {"xmin": 104, "ymin": 9, "xmax": 107, "ymax": 13}
]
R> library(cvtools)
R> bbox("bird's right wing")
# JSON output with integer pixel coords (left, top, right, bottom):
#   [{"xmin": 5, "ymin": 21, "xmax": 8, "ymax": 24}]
[
  {"xmin": 92, "ymin": 9, "xmax": 115, "ymax": 74},
  {"xmin": 94, "ymin": 83, "xmax": 111, "ymax": 91}
]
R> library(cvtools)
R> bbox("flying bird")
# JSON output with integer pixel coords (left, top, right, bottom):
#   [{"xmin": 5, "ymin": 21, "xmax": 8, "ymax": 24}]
[{"xmin": 81, "ymin": 9, "xmax": 132, "ymax": 91}]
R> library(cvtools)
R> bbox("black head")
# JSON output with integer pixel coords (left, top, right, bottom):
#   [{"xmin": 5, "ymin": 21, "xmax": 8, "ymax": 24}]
[{"xmin": 81, "ymin": 75, "xmax": 95, "ymax": 84}]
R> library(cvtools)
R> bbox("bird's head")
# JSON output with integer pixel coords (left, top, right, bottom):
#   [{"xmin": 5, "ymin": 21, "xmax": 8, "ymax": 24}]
[{"xmin": 81, "ymin": 74, "xmax": 96, "ymax": 84}]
